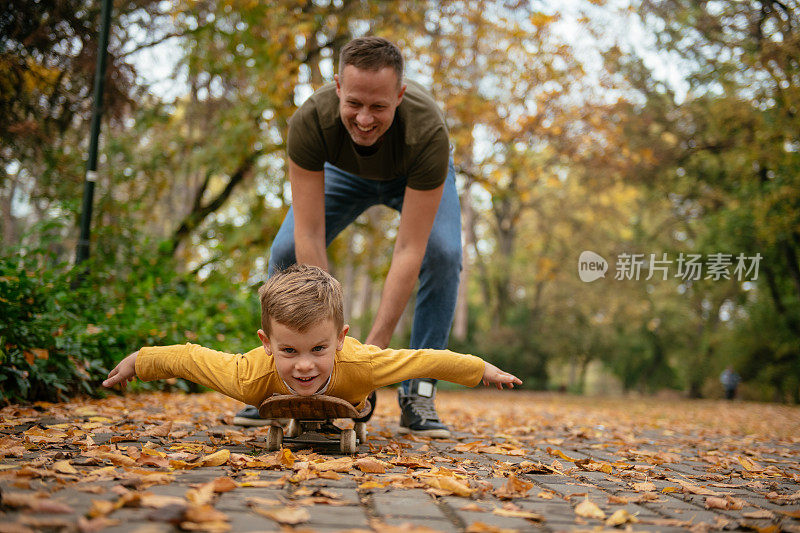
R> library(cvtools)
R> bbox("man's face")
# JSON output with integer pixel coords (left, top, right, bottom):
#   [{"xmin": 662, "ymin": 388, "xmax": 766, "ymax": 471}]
[
  {"xmin": 258, "ymin": 318, "xmax": 348, "ymax": 396},
  {"xmin": 335, "ymin": 65, "xmax": 406, "ymax": 147}
]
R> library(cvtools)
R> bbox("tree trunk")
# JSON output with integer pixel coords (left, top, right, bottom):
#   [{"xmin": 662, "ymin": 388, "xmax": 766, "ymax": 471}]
[
  {"xmin": 452, "ymin": 183, "xmax": 474, "ymax": 341},
  {"xmin": 0, "ymin": 177, "xmax": 18, "ymax": 246}
]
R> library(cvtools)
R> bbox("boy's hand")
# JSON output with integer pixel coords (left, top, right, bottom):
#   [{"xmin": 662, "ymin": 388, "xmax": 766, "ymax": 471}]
[
  {"xmin": 103, "ymin": 352, "xmax": 139, "ymax": 389},
  {"xmin": 482, "ymin": 362, "xmax": 522, "ymax": 390}
]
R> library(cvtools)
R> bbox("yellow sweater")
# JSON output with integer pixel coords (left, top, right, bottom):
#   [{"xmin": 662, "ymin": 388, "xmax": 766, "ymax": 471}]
[{"xmin": 136, "ymin": 336, "xmax": 485, "ymax": 408}]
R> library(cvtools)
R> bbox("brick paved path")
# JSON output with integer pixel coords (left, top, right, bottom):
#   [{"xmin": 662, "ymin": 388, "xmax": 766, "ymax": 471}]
[{"xmin": 1, "ymin": 390, "xmax": 798, "ymax": 532}]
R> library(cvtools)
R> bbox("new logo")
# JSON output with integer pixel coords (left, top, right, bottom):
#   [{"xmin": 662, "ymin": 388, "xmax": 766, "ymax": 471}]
[{"xmin": 578, "ymin": 251, "xmax": 608, "ymax": 282}]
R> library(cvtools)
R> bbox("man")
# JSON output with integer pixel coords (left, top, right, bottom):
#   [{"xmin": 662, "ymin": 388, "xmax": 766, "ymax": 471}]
[{"xmin": 233, "ymin": 36, "xmax": 462, "ymax": 437}]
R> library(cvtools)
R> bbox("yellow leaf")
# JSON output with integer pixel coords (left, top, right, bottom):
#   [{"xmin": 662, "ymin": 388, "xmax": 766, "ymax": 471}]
[
  {"xmin": 606, "ymin": 509, "xmax": 638, "ymax": 526},
  {"xmin": 170, "ymin": 459, "xmax": 200, "ymax": 470},
  {"xmin": 546, "ymin": 447, "xmax": 577, "ymax": 462},
  {"xmin": 738, "ymin": 456, "xmax": 763, "ymax": 472},
  {"xmin": 279, "ymin": 448, "xmax": 295, "ymax": 467},
  {"xmin": 186, "ymin": 483, "xmax": 216, "ymax": 506},
  {"xmin": 200, "ymin": 449, "xmax": 230, "ymax": 467},
  {"xmin": 141, "ymin": 447, "xmax": 167, "ymax": 458},
  {"xmin": 52, "ymin": 460, "xmax": 78, "ymax": 475},
  {"xmin": 88, "ymin": 499, "xmax": 116, "ymax": 518},
  {"xmin": 423, "ymin": 476, "xmax": 475, "ymax": 497},
  {"xmin": 358, "ymin": 480, "xmax": 388, "ymax": 490},
  {"xmin": 93, "ymin": 452, "xmax": 136, "ymax": 467},
  {"xmin": 574, "ymin": 499, "xmax": 606, "ymax": 519}
]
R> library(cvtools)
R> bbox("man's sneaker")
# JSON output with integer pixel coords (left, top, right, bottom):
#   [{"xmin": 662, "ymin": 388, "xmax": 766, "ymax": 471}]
[
  {"xmin": 354, "ymin": 391, "xmax": 377, "ymax": 423},
  {"xmin": 232, "ymin": 405, "xmax": 273, "ymax": 426},
  {"xmin": 398, "ymin": 380, "xmax": 451, "ymax": 438}
]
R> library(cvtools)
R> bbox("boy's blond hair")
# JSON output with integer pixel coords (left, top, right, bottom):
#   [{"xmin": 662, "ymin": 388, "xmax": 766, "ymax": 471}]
[{"xmin": 259, "ymin": 264, "xmax": 344, "ymax": 336}]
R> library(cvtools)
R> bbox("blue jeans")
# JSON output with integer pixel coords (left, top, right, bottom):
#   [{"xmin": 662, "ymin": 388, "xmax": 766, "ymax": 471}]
[{"xmin": 268, "ymin": 159, "xmax": 462, "ymax": 395}]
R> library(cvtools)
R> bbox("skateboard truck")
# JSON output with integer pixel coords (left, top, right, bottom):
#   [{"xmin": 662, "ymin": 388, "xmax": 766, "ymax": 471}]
[{"xmin": 258, "ymin": 394, "xmax": 372, "ymax": 454}]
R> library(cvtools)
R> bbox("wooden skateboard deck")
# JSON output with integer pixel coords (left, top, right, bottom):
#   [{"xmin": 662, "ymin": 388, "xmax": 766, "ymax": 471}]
[
  {"xmin": 258, "ymin": 394, "xmax": 371, "ymax": 454},
  {"xmin": 258, "ymin": 394, "xmax": 368, "ymax": 420}
]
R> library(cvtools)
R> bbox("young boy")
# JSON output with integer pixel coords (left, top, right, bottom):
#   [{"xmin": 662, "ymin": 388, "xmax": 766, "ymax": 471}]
[{"xmin": 103, "ymin": 265, "xmax": 521, "ymax": 427}]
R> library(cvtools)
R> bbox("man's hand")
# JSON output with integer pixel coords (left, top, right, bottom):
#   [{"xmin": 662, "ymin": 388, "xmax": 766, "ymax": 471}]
[
  {"xmin": 103, "ymin": 352, "xmax": 138, "ymax": 389},
  {"xmin": 482, "ymin": 362, "xmax": 522, "ymax": 390}
]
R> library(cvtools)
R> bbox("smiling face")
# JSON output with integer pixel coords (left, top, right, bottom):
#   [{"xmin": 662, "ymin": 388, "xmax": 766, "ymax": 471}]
[
  {"xmin": 258, "ymin": 318, "xmax": 348, "ymax": 395},
  {"xmin": 335, "ymin": 65, "xmax": 406, "ymax": 147}
]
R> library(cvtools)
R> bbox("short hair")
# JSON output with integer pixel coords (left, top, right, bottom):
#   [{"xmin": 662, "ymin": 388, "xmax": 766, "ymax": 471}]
[
  {"xmin": 339, "ymin": 36, "xmax": 404, "ymax": 85},
  {"xmin": 259, "ymin": 264, "xmax": 344, "ymax": 336}
]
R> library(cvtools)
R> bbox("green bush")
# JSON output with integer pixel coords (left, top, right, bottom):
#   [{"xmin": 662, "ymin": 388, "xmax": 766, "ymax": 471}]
[
  {"xmin": 0, "ymin": 224, "xmax": 261, "ymax": 404},
  {"xmin": 0, "ymin": 239, "xmax": 112, "ymax": 402}
]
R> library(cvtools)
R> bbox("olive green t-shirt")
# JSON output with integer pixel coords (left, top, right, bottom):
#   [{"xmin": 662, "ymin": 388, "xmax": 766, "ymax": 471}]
[{"xmin": 287, "ymin": 80, "xmax": 450, "ymax": 191}]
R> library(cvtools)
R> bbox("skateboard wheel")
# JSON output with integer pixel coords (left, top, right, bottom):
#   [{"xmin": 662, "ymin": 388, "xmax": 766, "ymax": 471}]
[
  {"xmin": 266, "ymin": 425, "xmax": 283, "ymax": 451},
  {"xmin": 340, "ymin": 428, "xmax": 357, "ymax": 454},
  {"xmin": 286, "ymin": 419, "xmax": 301, "ymax": 438},
  {"xmin": 355, "ymin": 422, "xmax": 367, "ymax": 444}
]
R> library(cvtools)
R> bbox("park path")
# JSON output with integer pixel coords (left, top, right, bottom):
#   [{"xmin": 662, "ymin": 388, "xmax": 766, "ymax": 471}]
[{"xmin": 1, "ymin": 389, "xmax": 799, "ymax": 532}]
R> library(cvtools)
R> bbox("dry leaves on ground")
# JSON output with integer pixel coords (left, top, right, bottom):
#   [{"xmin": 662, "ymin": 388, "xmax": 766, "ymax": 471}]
[{"xmin": 0, "ymin": 390, "xmax": 798, "ymax": 532}]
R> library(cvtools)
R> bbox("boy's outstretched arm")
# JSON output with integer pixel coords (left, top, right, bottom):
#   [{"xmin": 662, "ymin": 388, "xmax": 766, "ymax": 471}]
[
  {"xmin": 482, "ymin": 362, "xmax": 522, "ymax": 389},
  {"xmin": 103, "ymin": 351, "xmax": 138, "ymax": 389}
]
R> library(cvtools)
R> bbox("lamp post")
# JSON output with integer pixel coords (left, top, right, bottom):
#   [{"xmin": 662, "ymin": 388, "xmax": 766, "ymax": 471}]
[{"xmin": 75, "ymin": 0, "xmax": 113, "ymax": 266}]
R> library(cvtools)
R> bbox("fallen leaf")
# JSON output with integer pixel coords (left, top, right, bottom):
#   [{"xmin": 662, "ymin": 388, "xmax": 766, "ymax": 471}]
[
  {"xmin": 738, "ymin": 456, "xmax": 763, "ymax": 472},
  {"xmin": 252, "ymin": 505, "xmax": 310, "ymax": 525},
  {"xmin": 574, "ymin": 499, "xmax": 605, "ymax": 520},
  {"xmin": 140, "ymin": 494, "xmax": 186, "ymax": 508},
  {"xmin": 1, "ymin": 492, "xmax": 74, "ymax": 514},
  {"xmin": 493, "ymin": 474, "xmax": 534, "ymax": 499},
  {"xmin": 199, "ymin": 449, "xmax": 230, "ymax": 467},
  {"xmin": 606, "ymin": 509, "xmax": 638, "ymax": 526},
  {"xmin": 143, "ymin": 421, "xmax": 173, "ymax": 438},
  {"xmin": 632, "ymin": 481, "xmax": 656, "ymax": 492},
  {"xmin": 492, "ymin": 507, "xmax": 544, "ymax": 521},
  {"xmin": 705, "ymin": 495, "xmax": 745, "ymax": 510},
  {"xmin": 465, "ymin": 522, "xmax": 517, "ymax": 533},
  {"xmin": 186, "ymin": 483, "xmax": 216, "ymax": 506},
  {"xmin": 52, "ymin": 460, "xmax": 78, "ymax": 475},
  {"xmin": 279, "ymin": 448, "xmax": 295, "ymax": 467},
  {"xmin": 547, "ymin": 447, "xmax": 578, "ymax": 462},
  {"xmin": 460, "ymin": 503, "xmax": 487, "ymax": 512},
  {"xmin": 183, "ymin": 504, "xmax": 228, "ymax": 524},
  {"xmin": 355, "ymin": 457, "xmax": 388, "ymax": 474},
  {"xmin": 314, "ymin": 456, "xmax": 355, "ymax": 472},
  {"xmin": 77, "ymin": 516, "xmax": 121, "ymax": 533},
  {"xmin": 422, "ymin": 476, "xmax": 475, "ymax": 497}
]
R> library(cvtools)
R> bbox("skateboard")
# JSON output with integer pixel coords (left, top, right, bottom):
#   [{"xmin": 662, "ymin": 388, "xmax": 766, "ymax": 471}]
[{"xmin": 258, "ymin": 394, "xmax": 371, "ymax": 454}]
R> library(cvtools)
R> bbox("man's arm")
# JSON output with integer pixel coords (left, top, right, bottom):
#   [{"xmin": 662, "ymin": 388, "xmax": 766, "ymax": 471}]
[
  {"xmin": 289, "ymin": 158, "xmax": 328, "ymax": 269},
  {"xmin": 365, "ymin": 184, "xmax": 445, "ymax": 348}
]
